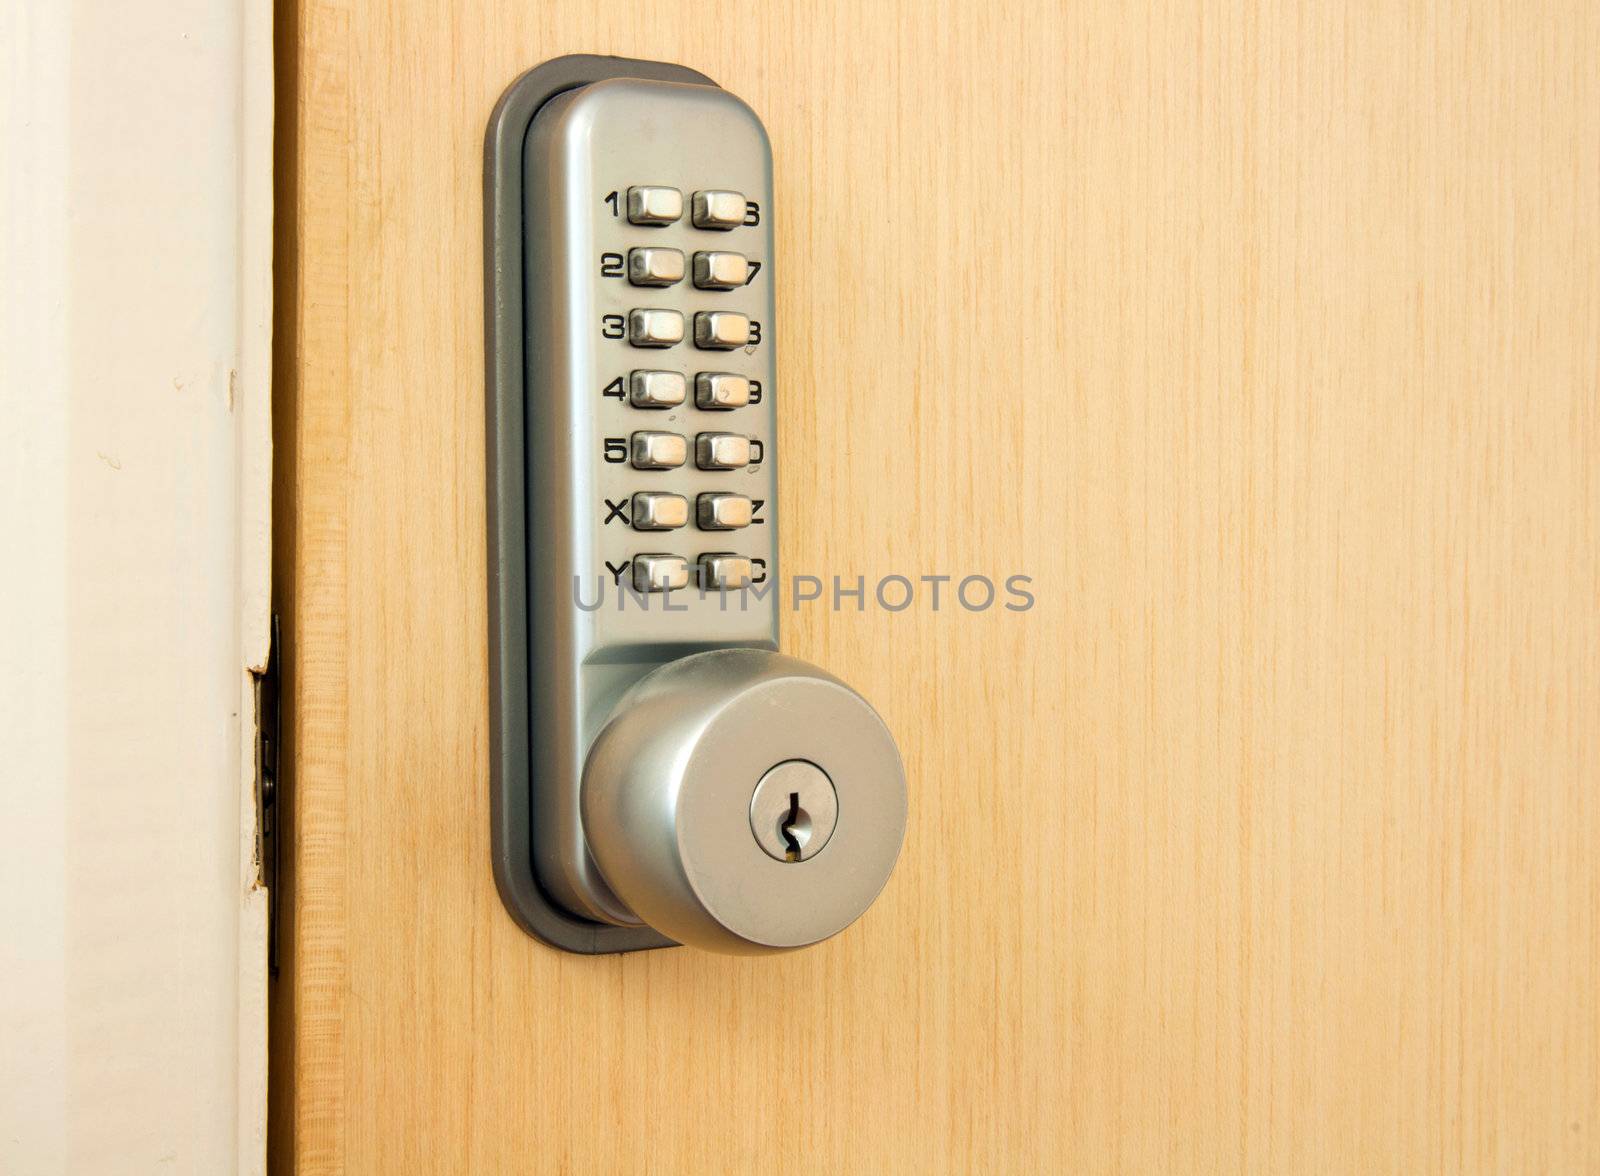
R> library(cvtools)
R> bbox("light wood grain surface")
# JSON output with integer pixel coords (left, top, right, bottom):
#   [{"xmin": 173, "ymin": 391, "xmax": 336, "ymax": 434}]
[{"xmin": 271, "ymin": 0, "xmax": 1600, "ymax": 1170}]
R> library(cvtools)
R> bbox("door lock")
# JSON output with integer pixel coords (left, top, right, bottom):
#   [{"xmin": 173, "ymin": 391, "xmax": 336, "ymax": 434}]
[{"xmin": 486, "ymin": 56, "xmax": 907, "ymax": 954}]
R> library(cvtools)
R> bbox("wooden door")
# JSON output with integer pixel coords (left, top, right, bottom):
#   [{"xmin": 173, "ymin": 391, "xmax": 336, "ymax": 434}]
[{"xmin": 272, "ymin": 1, "xmax": 1600, "ymax": 1170}]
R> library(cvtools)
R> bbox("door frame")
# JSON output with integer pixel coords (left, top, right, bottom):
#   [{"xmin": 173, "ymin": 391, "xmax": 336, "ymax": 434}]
[{"xmin": 0, "ymin": 1, "xmax": 273, "ymax": 1170}]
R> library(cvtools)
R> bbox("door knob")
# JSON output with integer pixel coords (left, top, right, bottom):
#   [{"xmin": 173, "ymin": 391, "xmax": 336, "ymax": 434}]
[{"xmin": 582, "ymin": 649, "xmax": 906, "ymax": 953}]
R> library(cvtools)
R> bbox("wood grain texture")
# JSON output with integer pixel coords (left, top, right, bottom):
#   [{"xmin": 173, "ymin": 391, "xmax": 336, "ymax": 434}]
[{"xmin": 271, "ymin": 0, "xmax": 1600, "ymax": 1170}]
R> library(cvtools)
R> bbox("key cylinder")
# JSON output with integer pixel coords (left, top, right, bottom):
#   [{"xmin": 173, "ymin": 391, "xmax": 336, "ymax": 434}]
[{"xmin": 750, "ymin": 760, "xmax": 838, "ymax": 861}]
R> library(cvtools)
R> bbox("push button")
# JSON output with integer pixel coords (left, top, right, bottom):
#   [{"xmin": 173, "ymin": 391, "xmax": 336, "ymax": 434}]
[
  {"xmin": 632, "ymin": 554, "xmax": 689, "ymax": 593},
  {"xmin": 629, "ymin": 370, "xmax": 686, "ymax": 408},
  {"xmin": 696, "ymin": 492, "xmax": 752, "ymax": 530},
  {"xmin": 694, "ymin": 311, "xmax": 749, "ymax": 350},
  {"xmin": 695, "ymin": 432, "xmax": 751, "ymax": 470},
  {"xmin": 628, "ymin": 308, "xmax": 683, "ymax": 348},
  {"xmin": 631, "ymin": 431, "xmax": 687, "ymax": 470},
  {"xmin": 691, "ymin": 190, "xmax": 747, "ymax": 230},
  {"xmin": 631, "ymin": 491, "xmax": 688, "ymax": 530},
  {"xmin": 697, "ymin": 552, "xmax": 753, "ymax": 590},
  {"xmin": 694, "ymin": 372, "xmax": 751, "ymax": 410},
  {"xmin": 628, "ymin": 247, "xmax": 684, "ymax": 287},
  {"xmin": 627, "ymin": 186, "xmax": 682, "ymax": 226},
  {"xmin": 692, "ymin": 251, "xmax": 749, "ymax": 289}
]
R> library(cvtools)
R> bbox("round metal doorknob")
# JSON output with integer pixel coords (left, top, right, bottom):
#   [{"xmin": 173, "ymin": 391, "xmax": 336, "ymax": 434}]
[{"xmin": 581, "ymin": 648, "xmax": 907, "ymax": 954}]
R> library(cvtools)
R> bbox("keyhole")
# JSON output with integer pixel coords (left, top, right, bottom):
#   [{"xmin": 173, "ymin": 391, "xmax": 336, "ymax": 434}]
[
  {"xmin": 778, "ymin": 792, "xmax": 812, "ymax": 862},
  {"xmin": 750, "ymin": 760, "xmax": 837, "ymax": 863}
]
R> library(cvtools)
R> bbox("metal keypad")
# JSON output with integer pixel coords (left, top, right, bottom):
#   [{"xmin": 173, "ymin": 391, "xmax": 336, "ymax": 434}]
[{"xmin": 605, "ymin": 176, "xmax": 767, "ymax": 599}]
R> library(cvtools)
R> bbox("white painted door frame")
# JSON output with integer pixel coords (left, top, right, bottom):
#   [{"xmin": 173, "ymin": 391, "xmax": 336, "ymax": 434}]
[{"xmin": 1, "ymin": 2, "xmax": 273, "ymax": 1172}]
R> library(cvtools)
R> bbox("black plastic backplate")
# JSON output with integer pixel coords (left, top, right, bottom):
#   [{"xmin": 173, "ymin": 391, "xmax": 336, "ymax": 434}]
[{"xmin": 484, "ymin": 55, "xmax": 713, "ymax": 952}]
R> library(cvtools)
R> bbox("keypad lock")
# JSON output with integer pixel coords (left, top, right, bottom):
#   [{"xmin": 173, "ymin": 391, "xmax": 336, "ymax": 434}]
[{"xmin": 486, "ymin": 56, "xmax": 906, "ymax": 954}]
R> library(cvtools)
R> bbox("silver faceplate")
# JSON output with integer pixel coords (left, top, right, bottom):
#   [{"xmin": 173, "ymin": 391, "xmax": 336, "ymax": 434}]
[{"xmin": 522, "ymin": 78, "xmax": 780, "ymax": 923}]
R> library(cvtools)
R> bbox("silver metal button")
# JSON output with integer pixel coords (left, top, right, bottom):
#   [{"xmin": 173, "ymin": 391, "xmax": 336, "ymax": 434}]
[
  {"xmin": 694, "ymin": 311, "xmax": 749, "ymax": 350},
  {"xmin": 631, "ymin": 491, "xmax": 688, "ymax": 530},
  {"xmin": 627, "ymin": 186, "xmax": 682, "ymax": 226},
  {"xmin": 692, "ymin": 251, "xmax": 749, "ymax": 289},
  {"xmin": 632, "ymin": 553, "xmax": 689, "ymax": 593},
  {"xmin": 696, "ymin": 492, "xmax": 752, "ymax": 530},
  {"xmin": 694, "ymin": 372, "xmax": 751, "ymax": 410},
  {"xmin": 695, "ymin": 432, "xmax": 751, "ymax": 470},
  {"xmin": 631, "ymin": 431, "xmax": 687, "ymax": 470},
  {"xmin": 697, "ymin": 552, "xmax": 753, "ymax": 590},
  {"xmin": 627, "ymin": 247, "xmax": 684, "ymax": 287},
  {"xmin": 691, "ymin": 190, "xmax": 746, "ymax": 230},
  {"xmin": 628, "ymin": 308, "xmax": 683, "ymax": 348},
  {"xmin": 629, "ymin": 370, "xmax": 686, "ymax": 408}
]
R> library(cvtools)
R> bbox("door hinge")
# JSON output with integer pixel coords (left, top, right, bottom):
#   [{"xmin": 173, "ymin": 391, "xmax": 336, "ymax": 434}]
[{"xmin": 253, "ymin": 613, "xmax": 281, "ymax": 977}]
